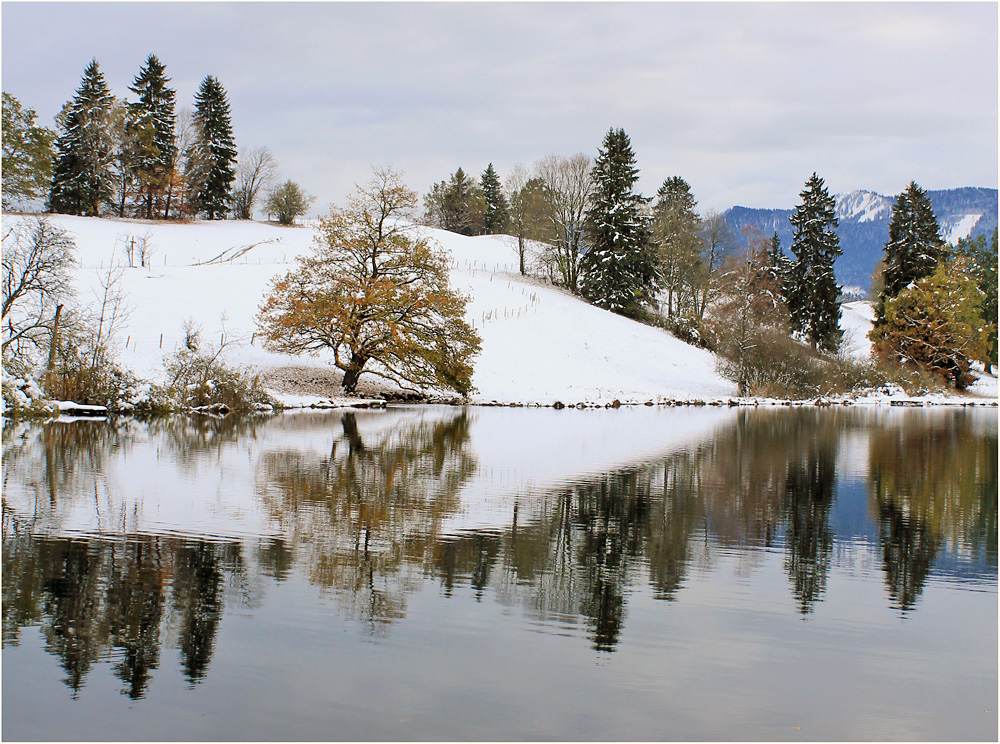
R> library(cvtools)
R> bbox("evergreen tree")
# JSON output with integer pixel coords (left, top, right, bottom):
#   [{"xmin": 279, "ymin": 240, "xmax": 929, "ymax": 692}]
[
  {"xmin": 953, "ymin": 229, "xmax": 998, "ymax": 372},
  {"xmin": 128, "ymin": 54, "xmax": 177, "ymax": 219},
  {"xmin": 189, "ymin": 75, "xmax": 236, "ymax": 220},
  {"xmin": 481, "ymin": 163, "xmax": 508, "ymax": 234},
  {"xmin": 2, "ymin": 92, "xmax": 56, "ymax": 211},
  {"xmin": 48, "ymin": 60, "xmax": 115, "ymax": 216},
  {"xmin": 423, "ymin": 167, "xmax": 485, "ymax": 235},
  {"xmin": 651, "ymin": 176, "xmax": 702, "ymax": 317},
  {"xmin": 579, "ymin": 128, "xmax": 658, "ymax": 318},
  {"xmin": 785, "ymin": 173, "xmax": 842, "ymax": 352},
  {"xmin": 877, "ymin": 180, "xmax": 944, "ymax": 316},
  {"xmin": 870, "ymin": 259, "xmax": 987, "ymax": 390},
  {"xmin": 767, "ymin": 231, "xmax": 792, "ymax": 299}
]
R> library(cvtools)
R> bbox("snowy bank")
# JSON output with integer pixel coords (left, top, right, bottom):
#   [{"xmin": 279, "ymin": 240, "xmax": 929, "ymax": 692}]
[{"xmin": 3, "ymin": 213, "xmax": 995, "ymax": 409}]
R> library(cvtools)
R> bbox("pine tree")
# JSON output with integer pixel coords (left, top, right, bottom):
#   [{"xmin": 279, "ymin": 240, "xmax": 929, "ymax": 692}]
[
  {"xmin": 877, "ymin": 181, "xmax": 944, "ymax": 316},
  {"xmin": 48, "ymin": 60, "xmax": 115, "ymax": 216},
  {"xmin": 579, "ymin": 128, "xmax": 658, "ymax": 318},
  {"xmin": 128, "ymin": 54, "xmax": 177, "ymax": 219},
  {"xmin": 785, "ymin": 173, "xmax": 842, "ymax": 352},
  {"xmin": 424, "ymin": 168, "xmax": 485, "ymax": 235},
  {"xmin": 481, "ymin": 163, "xmax": 508, "ymax": 234},
  {"xmin": 189, "ymin": 75, "xmax": 236, "ymax": 220}
]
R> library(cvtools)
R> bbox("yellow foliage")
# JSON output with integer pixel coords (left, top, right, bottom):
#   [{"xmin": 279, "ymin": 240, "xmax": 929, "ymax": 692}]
[{"xmin": 257, "ymin": 168, "xmax": 481, "ymax": 394}]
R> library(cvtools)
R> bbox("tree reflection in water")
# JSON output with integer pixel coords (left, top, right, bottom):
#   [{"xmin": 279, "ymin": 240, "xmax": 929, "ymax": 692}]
[
  {"xmin": 2, "ymin": 407, "xmax": 995, "ymax": 694},
  {"xmin": 867, "ymin": 410, "xmax": 998, "ymax": 612},
  {"xmin": 0, "ymin": 526, "xmax": 246, "ymax": 698},
  {"xmin": 259, "ymin": 410, "xmax": 478, "ymax": 634}
]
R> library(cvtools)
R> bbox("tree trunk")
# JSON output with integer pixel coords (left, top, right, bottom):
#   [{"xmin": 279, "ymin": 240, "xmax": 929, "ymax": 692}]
[
  {"xmin": 341, "ymin": 355, "xmax": 367, "ymax": 393},
  {"xmin": 164, "ymin": 181, "xmax": 173, "ymax": 220},
  {"xmin": 45, "ymin": 304, "xmax": 63, "ymax": 397}
]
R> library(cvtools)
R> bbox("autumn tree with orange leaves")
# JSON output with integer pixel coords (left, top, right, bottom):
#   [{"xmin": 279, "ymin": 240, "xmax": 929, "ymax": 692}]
[{"xmin": 257, "ymin": 167, "xmax": 481, "ymax": 395}]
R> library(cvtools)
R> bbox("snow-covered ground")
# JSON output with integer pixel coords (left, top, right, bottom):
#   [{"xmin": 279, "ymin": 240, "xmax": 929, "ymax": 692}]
[
  {"xmin": 840, "ymin": 300, "xmax": 875, "ymax": 360},
  {"xmin": 4, "ymin": 213, "xmax": 996, "ymax": 406},
  {"xmin": 5, "ymin": 213, "xmax": 735, "ymax": 405}
]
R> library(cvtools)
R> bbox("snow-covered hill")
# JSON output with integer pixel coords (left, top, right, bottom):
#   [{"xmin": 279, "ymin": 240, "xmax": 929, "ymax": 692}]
[{"xmin": 6, "ymin": 214, "xmax": 735, "ymax": 404}]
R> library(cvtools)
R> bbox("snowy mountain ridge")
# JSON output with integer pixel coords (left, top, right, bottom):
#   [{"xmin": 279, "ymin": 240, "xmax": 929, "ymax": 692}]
[
  {"xmin": 834, "ymin": 190, "xmax": 893, "ymax": 224},
  {"xmin": 725, "ymin": 186, "xmax": 997, "ymax": 291}
]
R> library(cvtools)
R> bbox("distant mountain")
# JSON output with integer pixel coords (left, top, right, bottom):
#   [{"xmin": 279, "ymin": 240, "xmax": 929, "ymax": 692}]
[{"xmin": 723, "ymin": 186, "xmax": 998, "ymax": 293}]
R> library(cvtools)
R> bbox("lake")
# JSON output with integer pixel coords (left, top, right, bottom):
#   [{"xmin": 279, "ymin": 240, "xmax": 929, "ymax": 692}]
[{"xmin": 2, "ymin": 405, "xmax": 996, "ymax": 741}]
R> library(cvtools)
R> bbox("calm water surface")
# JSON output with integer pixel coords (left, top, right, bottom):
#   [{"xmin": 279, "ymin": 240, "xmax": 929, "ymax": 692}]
[{"xmin": 2, "ymin": 406, "xmax": 996, "ymax": 741}]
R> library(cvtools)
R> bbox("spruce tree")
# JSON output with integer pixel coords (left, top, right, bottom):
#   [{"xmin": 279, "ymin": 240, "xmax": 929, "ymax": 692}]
[
  {"xmin": 785, "ymin": 173, "xmax": 842, "ymax": 352},
  {"xmin": 877, "ymin": 181, "xmax": 944, "ymax": 317},
  {"xmin": 425, "ymin": 168, "xmax": 485, "ymax": 235},
  {"xmin": 128, "ymin": 54, "xmax": 177, "ymax": 219},
  {"xmin": 190, "ymin": 75, "xmax": 236, "ymax": 220},
  {"xmin": 481, "ymin": 163, "xmax": 509, "ymax": 234},
  {"xmin": 48, "ymin": 60, "xmax": 115, "ymax": 216},
  {"xmin": 579, "ymin": 128, "xmax": 658, "ymax": 318}
]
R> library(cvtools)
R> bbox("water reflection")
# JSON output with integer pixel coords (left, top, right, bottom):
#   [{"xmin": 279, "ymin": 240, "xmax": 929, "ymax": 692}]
[
  {"xmin": 2, "ymin": 406, "xmax": 996, "ymax": 698},
  {"xmin": 0, "ymin": 526, "xmax": 245, "ymax": 698},
  {"xmin": 868, "ymin": 413, "xmax": 998, "ymax": 610},
  {"xmin": 259, "ymin": 410, "xmax": 477, "ymax": 632}
]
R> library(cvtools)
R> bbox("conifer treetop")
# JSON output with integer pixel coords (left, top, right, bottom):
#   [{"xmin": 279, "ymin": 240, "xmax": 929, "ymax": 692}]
[
  {"xmin": 785, "ymin": 172, "xmax": 842, "ymax": 352},
  {"xmin": 881, "ymin": 180, "xmax": 944, "ymax": 302},
  {"xmin": 580, "ymin": 127, "xmax": 658, "ymax": 317}
]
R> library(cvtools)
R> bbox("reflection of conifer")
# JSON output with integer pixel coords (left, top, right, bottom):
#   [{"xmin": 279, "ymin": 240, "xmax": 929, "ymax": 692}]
[
  {"xmin": 40, "ymin": 539, "xmax": 109, "ymax": 696},
  {"xmin": 584, "ymin": 577, "xmax": 625, "ymax": 652},
  {"xmin": 866, "ymin": 412, "xmax": 994, "ymax": 611},
  {"xmin": 107, "ymin": 539, "xmax": 165, "ymax": 699},
  {"xmin": 172, "ymin": 543, "xmax": 225, "ymax": 683},
  {"xmin": 875, "ymin": 497, "xmax": 940, "ymax": 612},
  {"xmin": 574, "ymin": 474, "xmax": 649, "ymax": 652},
  {"xmin": 782, "ymin": 450, "xmax": 836, "ymax": 615}
]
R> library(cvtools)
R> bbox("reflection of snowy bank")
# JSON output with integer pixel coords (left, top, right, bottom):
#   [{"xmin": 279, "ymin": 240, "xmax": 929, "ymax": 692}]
[
  {"xmin": 443, "ymin": 406, "xmax": 733, "ymax": 536},
  {"xmin": 4, "ymin": 406, "xmax": 994, "ymax": 550},
  {"xmin": 2, "ymin": 418, "xmax": 284, "ymax": 540},
  {"xmin": 1, "ymin": 407, "xmax": 733, "ymax": 542}
]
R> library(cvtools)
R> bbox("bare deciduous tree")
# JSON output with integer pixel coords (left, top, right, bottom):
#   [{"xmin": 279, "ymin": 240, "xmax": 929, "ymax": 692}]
[
  {"xmin": 695, "ymin": 210, "xmax": 738, "ymax": 320},
  {"xmin": 2, "ymin": 217, "xmax": 77, "ymax": 363},
  {"xmin": 231, "ymin": 146, "xmax": 278, "ymax": 220},
  {"xmin": 534, "ymin": 153, "xmax": 591, "ymax": 292},
  {"xmin": 504, "ymin": 164, "xmax": 530, "ymax": 275}
]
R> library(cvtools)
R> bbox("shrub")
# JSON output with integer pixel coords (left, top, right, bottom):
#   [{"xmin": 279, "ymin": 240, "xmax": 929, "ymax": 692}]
[
  {"xmin": 163, "ymin": 320, "xmax": 277, "ymax": 413},
  {"xmin": 265, "ymin": 179, "xmax": 315, "ymax": 226}
]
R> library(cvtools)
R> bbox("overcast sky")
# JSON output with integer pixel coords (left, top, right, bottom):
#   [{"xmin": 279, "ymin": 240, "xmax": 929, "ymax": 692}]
[{"xmin": 2, "ymin": 2, "xmax": 996, "ymax": 215}]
